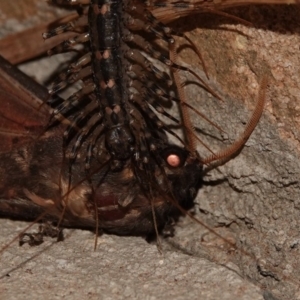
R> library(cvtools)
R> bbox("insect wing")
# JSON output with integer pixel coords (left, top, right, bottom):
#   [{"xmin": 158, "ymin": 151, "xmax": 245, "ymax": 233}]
[
  {"xmin": 0, "ymin": 56, "xmax": 54, "ymax": 220},
  {"xmin": 0, "ymin": 55, "xmax": 51, "ymax": 152}
]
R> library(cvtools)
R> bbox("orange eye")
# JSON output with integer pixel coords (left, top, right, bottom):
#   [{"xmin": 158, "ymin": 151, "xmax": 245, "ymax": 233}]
[
  {"xmin": 162, "ymin": 146, "xmax": 187, "ymax": 168},
  {"xmin": 166, "ymin": 153, "xmax": 181, "ymax": 168}
]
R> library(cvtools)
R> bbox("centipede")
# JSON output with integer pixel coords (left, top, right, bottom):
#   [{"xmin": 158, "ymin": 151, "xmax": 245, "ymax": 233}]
[{"xmin": 0, "ymin": 1, "xmax": 300, "ymax": 299}]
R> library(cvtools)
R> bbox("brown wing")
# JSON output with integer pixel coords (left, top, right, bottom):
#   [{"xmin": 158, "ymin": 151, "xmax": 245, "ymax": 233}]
[
  {"xmin": 0, "ymin": 55, "xmax": 51, "ymax": 152},
  {"xmin": 0, "ymin": 56, "xmax": 58, "ymax": 220}
]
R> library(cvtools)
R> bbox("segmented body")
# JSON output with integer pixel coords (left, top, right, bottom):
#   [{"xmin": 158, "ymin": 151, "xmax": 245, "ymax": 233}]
[
  {"xmin": 48, "ymin": 0, "xmax": 190, "ymax": 167},
  {"xmin": 89, "ymin": 0, "xmax": 134, "ymax": 163}
]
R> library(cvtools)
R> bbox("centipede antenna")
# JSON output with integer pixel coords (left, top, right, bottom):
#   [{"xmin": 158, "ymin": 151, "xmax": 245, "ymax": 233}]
[{"xmin": 203, "ymin": 76, "xmax": 267, "ymax": 170}]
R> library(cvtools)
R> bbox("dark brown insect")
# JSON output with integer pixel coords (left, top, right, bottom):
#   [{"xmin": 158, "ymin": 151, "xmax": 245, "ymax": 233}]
[{"xmin": 1, "ymin": 1, "xmax": 299, "ymax": 299}]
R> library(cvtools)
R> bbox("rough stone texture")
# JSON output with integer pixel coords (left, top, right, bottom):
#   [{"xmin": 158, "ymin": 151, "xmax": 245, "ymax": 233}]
[
  {"xmin": 0, "ymin": 219, "xmax": 263, "ymax": 300},
  {"xmin": 172, "ymin": 5, "xmax": 300, "ymax": 299},
  {"xmin": 0, "ymin": 1, "xmax": 300, "ymax": 299}
]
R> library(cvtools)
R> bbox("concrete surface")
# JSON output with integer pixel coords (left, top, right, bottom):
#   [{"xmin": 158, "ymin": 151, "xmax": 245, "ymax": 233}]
[{"xmin": 0, "ymin": 219, "xmax": 264, "ymax": 300}]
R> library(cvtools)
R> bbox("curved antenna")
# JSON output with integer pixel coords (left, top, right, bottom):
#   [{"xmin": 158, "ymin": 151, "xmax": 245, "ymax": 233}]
[{"xmin": 203, "ymin": 76, "xmax": 267, "ymax": 171}]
